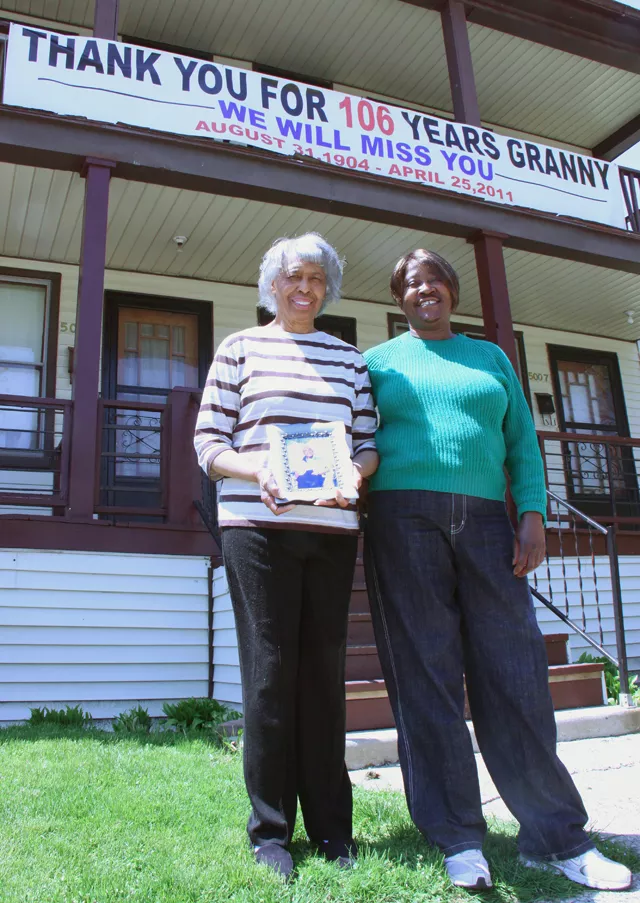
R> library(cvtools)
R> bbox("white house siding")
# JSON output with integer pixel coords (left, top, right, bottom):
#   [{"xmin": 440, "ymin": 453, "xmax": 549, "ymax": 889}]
[
  {"xmin": 211, "ymin": 565, "xmax": 242, "ymax": 710},
  {"xmin": 0, "ymin": 549, "xmax": 212, "ymax": 722},
  {"xmin": 532, "ymin": 556, "xmax": 640, "ymax": 673}
]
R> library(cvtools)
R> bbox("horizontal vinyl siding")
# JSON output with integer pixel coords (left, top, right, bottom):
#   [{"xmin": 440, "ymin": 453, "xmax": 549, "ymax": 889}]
[
  {"xmin": 0, "ymin": 549, "xmax": 213, "ymax": 722},
  {"xmin": 533, "ymin": 556, "xmax": 640, "ymax": 672},
  {"xmin": 211, "ymin": 564, "xmax": 242, "ymax": 709}
]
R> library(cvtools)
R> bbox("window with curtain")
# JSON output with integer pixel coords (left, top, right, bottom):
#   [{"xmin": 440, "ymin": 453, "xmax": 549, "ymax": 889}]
[{"xmin": 0, "ymin": 279, "xmax": 49, "ymax": 450}]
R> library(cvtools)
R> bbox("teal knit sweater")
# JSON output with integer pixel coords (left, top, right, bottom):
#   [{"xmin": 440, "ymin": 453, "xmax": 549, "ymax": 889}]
[{"xmin": 363, "ymin": 332, "xmax": 547, "ymax": 520}]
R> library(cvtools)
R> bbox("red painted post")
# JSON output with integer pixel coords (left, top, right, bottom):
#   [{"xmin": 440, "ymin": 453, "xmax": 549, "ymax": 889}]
[
  {"xmin": 94, "ymin": 0, "xmax": 120, "ymax": 40},
  {"xmin": 66, "ymin": 158, "xmax": 115, "ymax": 519},
  {"xmin": 473, "ymin": 231, "xmax": 519, "ymax": 372},
  {"xmin": 441, "ymin": 0, "xmax": 482, "ymax": 126},
  {"xmin": 165, "ymin": 388, "xmax": 202, "ymax": 526}
]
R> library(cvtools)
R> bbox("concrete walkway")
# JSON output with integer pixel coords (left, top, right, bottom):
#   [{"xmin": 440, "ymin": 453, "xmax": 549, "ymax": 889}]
[{"xmin": 352, "ymin": 733, "xmax": 640, "ymax": 903}]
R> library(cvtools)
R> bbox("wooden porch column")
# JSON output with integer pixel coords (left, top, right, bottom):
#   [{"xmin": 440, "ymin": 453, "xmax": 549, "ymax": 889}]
[
  {"xmin": 440, "ymin": 0, "xmax": 481, "ymax": 126},
  {"xmin": 165, "ymin": 388, "xmax": 202, "ymax": 526},
  {"xmin": 66, "ymin": 157, "xmax": 115, "ymax": 519},
  {"xmin": 472, "ymin": 231, "xmax": 519, "ymax": 372},
  {"xmin": 93, "ymin": 0, "xmax": 120, "ymax": 40}
]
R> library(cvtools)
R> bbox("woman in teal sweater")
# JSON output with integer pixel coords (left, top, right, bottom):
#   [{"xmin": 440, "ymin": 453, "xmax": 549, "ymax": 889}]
[{"xmin": 363, "ymin": 249, "xmax": 631, "ymax": 893}]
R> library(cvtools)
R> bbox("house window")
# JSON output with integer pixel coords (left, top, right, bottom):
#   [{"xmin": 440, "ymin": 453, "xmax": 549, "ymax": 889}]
[
  {"xmin": 0, "ymin": 278, "xmax": 51, "ymax": 400},
  {"xmin": 0, "ymin": 273, "xmax": 59, "ymax": 453}
]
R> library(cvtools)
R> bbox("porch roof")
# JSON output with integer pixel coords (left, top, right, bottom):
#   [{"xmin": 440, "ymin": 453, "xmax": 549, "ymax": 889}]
[
  {"xmin": 2, "ymin": 0, "xmax": 640, "ymax": 153},
  {"xmin": 2, "ymin": 160, "xmax": 640, "ymax": 342}
]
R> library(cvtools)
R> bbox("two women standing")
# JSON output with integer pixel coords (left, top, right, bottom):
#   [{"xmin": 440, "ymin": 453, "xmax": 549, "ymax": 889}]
[{"xmin": 196, "ymin": 235, "xmax": 631, "ymax": 892}]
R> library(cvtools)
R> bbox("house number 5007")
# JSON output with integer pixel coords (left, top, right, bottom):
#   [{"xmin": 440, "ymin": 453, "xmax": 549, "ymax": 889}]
[
  {"xmin": 528, "ymin": 372, "xmax": 549, "ymax": 381},
  {"xmin": 60, "ymin": 322, "xmax": 76, "ymax": 333}
]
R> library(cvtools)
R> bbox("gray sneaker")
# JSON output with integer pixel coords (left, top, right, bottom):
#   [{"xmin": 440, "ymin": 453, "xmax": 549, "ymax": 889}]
[
  {"xmin": 519, "ymin": 849, "xmax": 632, "ymax": 891},
  {"xmin": 444, "ymin": 849, "xmax": 493, "ymax": 890}
]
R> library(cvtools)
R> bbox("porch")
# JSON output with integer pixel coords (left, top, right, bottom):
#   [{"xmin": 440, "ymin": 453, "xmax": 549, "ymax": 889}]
[{"xmin": 1, "ymin": 0, "xmax": 640, "ymax": 724}]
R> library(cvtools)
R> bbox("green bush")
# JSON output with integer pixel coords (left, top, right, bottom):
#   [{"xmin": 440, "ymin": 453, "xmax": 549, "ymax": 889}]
[
  {"xmin": 577, "ymin": 653, "xmax": 640, "ymax": 705},
  {"xmin": 161, "ymin": 698, "xmax": 241, "ymax": 733},
  {"xmin": 112, "ymin": 705, "xmax": 153, "ymax": 733},
  {"xmin": 28, "ymin": 705, "xmax": 92, "ymax": 727}
]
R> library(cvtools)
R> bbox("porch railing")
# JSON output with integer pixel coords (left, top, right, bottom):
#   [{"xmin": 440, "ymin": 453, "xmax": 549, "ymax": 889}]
[
  {"xmin": 96, "ymin": 398, "xmax": 167, "ymax": 519},
  {"xmin": 537, "ymin": 430, "xmax": 640, "ymax": 526},
  {"xmin": 0, "ymin": 387, "xmax": 203, "ymax": 527},
  {"xmin": 95, "ymin": 387, "xmax": 202, "ymax": 524},
  {"xmin": 532, "ymin": 490, "xmax": 635, "ymax": 706},
  {"xmin": 620, "ymin": 166, "xmax": 640, "ymax": 233},
  {"xmin": 0, "ymin": 394, "xmax": 72, "ymax": 508}
]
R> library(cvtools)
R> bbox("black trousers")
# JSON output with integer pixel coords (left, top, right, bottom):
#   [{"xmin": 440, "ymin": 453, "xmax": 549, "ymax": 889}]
[{"xmin": 221, "ymin": 526, "xmax": 358, "ymax": 848}]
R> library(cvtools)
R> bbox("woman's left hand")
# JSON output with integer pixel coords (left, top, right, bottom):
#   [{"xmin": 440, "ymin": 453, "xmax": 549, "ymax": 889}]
[
  {"xmin": 513, "ymin": 511, "xmax": 546, "ymax": 577},
  {"xmin": 314, "ymin": 463, "xmax": 363, "ymax": 509}
]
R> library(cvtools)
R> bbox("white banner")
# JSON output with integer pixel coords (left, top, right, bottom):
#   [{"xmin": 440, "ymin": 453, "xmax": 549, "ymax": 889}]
[{"xmin": 2, "ymin": 25, "xmax": 627, "ymax": 229}]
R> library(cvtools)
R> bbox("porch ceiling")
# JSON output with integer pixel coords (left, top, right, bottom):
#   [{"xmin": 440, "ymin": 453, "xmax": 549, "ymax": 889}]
[
  {"xmin": 2, "ymin": 162, "xmax": 640, "ymax": 341},
  {"xmin": 2, "ymin": 1, "xmax": 640, "ymax": 152}
]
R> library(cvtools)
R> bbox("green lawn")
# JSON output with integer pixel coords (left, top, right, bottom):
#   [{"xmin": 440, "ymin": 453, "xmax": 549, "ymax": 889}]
[{"xmin": 0, "ymin": 726, "xmax": 637, "ymax": 903}]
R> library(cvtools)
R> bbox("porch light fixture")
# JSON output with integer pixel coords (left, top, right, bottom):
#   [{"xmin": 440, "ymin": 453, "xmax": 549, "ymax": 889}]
[
  {"xmin": 173, "ymin": 235, "xmax": 188, "ymax": 252},
  {"xmin": 625, "ymin": 310, "xmax": 635, "ymax": 325}
]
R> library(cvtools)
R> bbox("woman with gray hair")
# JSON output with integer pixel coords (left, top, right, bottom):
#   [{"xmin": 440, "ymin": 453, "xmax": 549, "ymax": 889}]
[{"xmin": 194, "ymin": 233, "xmax": 378, "ymax": 879}]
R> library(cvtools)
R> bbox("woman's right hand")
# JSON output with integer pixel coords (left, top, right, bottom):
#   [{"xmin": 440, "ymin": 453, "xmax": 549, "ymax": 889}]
[{"xmin": 256, "ymin": 467, "xmax": 295, "ymax": 516}]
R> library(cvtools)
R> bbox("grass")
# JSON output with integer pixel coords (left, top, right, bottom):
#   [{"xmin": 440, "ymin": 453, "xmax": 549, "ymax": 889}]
[{"xmin": 0, "ymin": 726, "xmax": 637, "ymax": 903}]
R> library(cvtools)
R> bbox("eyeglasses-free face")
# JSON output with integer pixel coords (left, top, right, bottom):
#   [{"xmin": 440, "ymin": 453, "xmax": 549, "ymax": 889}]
[
  {"xmin": 271, "ymin": 260, "xmax": 327, "ymax": 332},
  {"xmin": 399, "ymin": 260, "xmax": 455, "ymax": 340}
]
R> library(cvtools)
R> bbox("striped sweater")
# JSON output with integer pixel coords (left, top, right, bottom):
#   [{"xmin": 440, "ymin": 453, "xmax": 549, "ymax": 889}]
[{"xmin": 194, "ymin": 325, "xmax": 378, "ymax": 532}]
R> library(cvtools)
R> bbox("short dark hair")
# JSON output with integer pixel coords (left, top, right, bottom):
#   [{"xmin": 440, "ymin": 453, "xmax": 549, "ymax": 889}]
[{"xmin": 390, "ymin": 249, "xmax": 460, "ymax": 311}]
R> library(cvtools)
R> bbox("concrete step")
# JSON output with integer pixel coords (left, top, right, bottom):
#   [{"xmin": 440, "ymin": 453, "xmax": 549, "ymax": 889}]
[{"xmin": 344, "ymin": 705, "xmax": 640, "ymax": 770}]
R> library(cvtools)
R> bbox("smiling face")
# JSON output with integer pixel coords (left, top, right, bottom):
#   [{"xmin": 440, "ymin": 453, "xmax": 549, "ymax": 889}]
[
  {"xmin": 399, "ymin": 259, "xmax": 455, "ymax": 339},
  {"xmin": 271, "ymin": 259, "xmax": 327, "ymax": 333}
]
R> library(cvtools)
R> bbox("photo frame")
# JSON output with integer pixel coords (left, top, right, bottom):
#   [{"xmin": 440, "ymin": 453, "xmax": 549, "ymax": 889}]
[{"xmin": 266, "ymin": 421, "xmax": 357, "ymax": 505}]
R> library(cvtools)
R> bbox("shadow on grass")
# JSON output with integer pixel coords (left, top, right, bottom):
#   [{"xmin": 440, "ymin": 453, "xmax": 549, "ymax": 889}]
[{"xmin": 318, "ymin": 820, "xmax": 639, "ymax": 901}]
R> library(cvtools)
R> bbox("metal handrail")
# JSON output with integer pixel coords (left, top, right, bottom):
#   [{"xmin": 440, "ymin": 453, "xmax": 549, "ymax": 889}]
[
  {"xmin": 534, "ymin": 488, "xmax": 635, "ymax": 707},
  {"xmin": 546, "ymin": 489, "xmax": 607, "ymax": 534}
]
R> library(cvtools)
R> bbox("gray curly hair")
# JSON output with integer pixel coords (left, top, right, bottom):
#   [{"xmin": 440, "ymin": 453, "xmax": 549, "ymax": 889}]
[{"xmin": 257, "ymin": 233, "xmax": 344, "ymax": 315}]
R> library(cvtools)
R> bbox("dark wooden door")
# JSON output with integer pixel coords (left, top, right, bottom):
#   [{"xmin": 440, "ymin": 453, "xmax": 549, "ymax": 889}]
[
  {"xmin": 548, "ymin": 346, "xmax": 639, "ymax": 520},
  {"xmin": 101, "ymin": 294, "xmax": 211, "ymax": 519}
]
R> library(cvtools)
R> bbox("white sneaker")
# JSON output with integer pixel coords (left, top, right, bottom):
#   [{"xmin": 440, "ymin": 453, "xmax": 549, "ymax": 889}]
[
  {"xmin": 519, "ymin": 849, "xmax": 632, "ymax": 891},
  {"xmin": 445, "ymin": 849, "xmax": 493, "ymax": 890}
]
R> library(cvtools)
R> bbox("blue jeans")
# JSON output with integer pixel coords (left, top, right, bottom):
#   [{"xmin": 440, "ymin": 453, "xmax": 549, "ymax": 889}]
[{"xmin": 364, "ymin": 490, "xmax": 593, "ymax": 860}]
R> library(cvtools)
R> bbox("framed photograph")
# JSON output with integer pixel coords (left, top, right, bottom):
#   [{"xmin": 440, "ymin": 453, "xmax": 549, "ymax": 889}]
[{"xmin": 266, "ymin": 421, "xmax": 357, "ymax": 505}]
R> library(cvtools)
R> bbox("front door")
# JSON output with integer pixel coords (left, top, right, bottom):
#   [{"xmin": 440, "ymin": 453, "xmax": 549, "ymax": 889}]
[
  {"xmin": 101, "ymin": 294, "xmax": 211, "ymax": 519},
  {"xmin": 548, "ymin": 346, "xmax": 638, "ymax": 519}
]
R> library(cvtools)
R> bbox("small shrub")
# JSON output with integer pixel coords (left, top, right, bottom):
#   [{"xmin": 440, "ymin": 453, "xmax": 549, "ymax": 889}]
[
  {"xmin": 112, "ymin": 705, "xmax": 153, "ymax": 733},
  {"xmin": 161, "ymin": 698, "xmax": 241, "ymax": 734},
  {"xmin": 577, "ymin": 653, "xmax": 640, "ymax": 705},
  {"xmin": 28, "ymin": 705, "xmax": 91, "ymax": 727}
]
